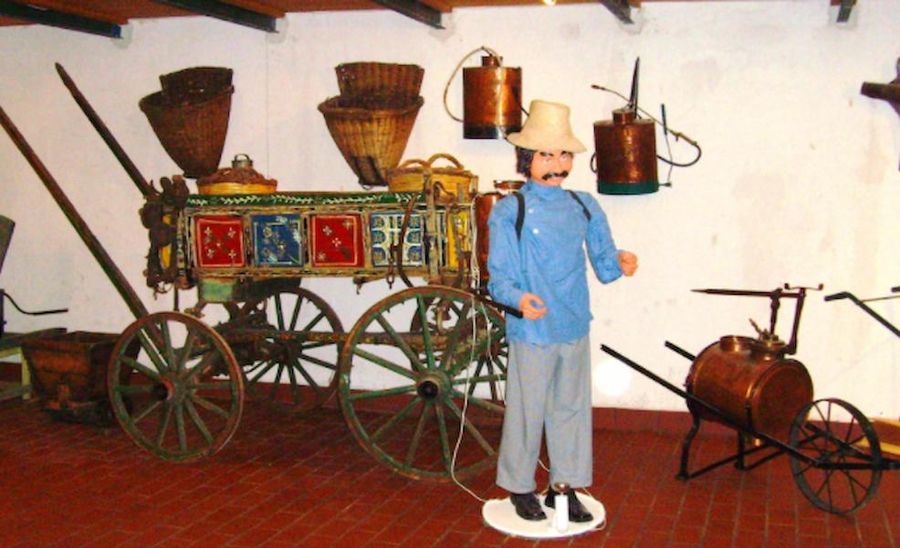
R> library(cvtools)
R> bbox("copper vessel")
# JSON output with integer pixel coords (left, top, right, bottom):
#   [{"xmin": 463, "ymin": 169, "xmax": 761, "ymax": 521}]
[
  {"xmin": 463, "ymin": 56, "xmax": 522, "ymax": 139},
  {"xmin": 686, "ymin": 334, "xmax": 813, "ymax": 440},
  {"xmin": 474, "ymin": 180, "xmax": 523, "ymax": 286},
  {"xmin": 593, "ymin": 108, "xmax": 658, "ymax": 195}
]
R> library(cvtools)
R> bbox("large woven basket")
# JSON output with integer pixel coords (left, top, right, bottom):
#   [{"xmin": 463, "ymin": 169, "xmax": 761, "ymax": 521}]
[
  {"xmin": 140, "ymin": 86, "xmax": 233, "ymax": 179},
  {"xmin": 318, "ymin": 95, "xmax": 423, "ymax": 186},
  {"xmin": 336, "ymin": 62, "xmax": 424, "ymax": 102},
  {"xmin": 160, "ymin": 66, "xmax": 233, "ymax": 104}
]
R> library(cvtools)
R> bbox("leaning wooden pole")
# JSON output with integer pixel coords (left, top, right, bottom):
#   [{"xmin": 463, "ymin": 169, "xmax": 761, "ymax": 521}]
[
  {"xmin": 55, "ymin": 63, "xmax": 157, "ymax": 198},
  {"xmin": 0, "ymin": 103, "xmax": 149, "ymax": 320}
]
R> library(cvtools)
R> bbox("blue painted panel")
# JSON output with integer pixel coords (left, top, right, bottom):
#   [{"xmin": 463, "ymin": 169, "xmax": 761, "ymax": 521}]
[{"xmin": 251, "ymin": 214, "xmax": 303, "ymax": 267}]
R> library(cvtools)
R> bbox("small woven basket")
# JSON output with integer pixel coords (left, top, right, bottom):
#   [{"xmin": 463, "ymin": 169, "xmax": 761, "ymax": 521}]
[
  {"xmin": 388, "ymin": 153, "xmax": 478, "ymax": 200},
  {"xmin": 318, "ymin": 95, "xmax": 423, "ymax": 186},
  {"xmin": 140, "ymin": 86, "xmax": 233, "ymax": 179},
  {"xmin": 335, "ymin": 62, "xmax": 424, "ymax": 102},
  {"xmin": 197, "ymin": 154, "xmax": 277, "ymax": 195}
]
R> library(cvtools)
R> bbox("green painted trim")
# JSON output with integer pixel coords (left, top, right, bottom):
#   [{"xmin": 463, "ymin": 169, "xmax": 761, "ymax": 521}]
[
  {"xmin": 598, "ymin": 180, "xmax": 659, "ymax": 195},
  {"xmin": 186, "ymin": 191, "xmax": 421, "ymax": 208},
  {"xmin": 198, "ymin": 278, "xmax": 235, "ymax": 303}
]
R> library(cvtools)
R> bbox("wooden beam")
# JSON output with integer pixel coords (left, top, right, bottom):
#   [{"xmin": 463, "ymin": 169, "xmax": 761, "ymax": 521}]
[
  {"xmin": 369, "ymin": 0, "xmax": 443, "ymax": 28},
  {"xmin": 0, "ymin": 0, "xmax": 121, "ymax": 37},
  {"xmin": 226, "ymin": 0, "xmax": 286, "ymax": 18},
  {"xmin": 598, "ymin": 0, "xmax": 637, "ymax": 24},
  {"xmin": 10, "ymin": 0, "xmax": 126, "ymax": 24},
  {"xmin": 152, "ymin": 0, "xmax": 279, "ymax": 31},
  {"xmin": 831, "ymin": 0, "xmax": 856, "ymax": 23}
]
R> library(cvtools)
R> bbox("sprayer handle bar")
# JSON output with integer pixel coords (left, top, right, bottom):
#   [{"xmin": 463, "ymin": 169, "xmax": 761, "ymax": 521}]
[{"xmin": 692, "ymin": 288, "xmax": 799, "ymax": 299}]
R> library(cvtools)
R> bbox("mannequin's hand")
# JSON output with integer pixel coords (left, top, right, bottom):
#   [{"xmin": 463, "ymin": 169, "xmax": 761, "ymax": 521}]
[
  {"xmin": 518, "ymin": 293, "xmax": 547, "ymax": 320},
  {"xmin": 619, "ymin": 251, "xmax": 638, "ymax": 276}
]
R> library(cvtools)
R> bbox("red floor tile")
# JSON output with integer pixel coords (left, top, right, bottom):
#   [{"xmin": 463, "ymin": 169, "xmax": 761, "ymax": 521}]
[{"xmin": 1, "ymin": 400, "xmax": 899, "ymax": 547}]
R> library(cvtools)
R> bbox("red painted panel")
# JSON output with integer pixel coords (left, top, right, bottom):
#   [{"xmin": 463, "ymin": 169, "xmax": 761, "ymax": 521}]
[
  {"xmin": 310, "ymin": 214, "xmax": 364, "ymax": 268},
  {"xmin": 194, "ymin": 215, "xmax": 246, "ymax": 268}
]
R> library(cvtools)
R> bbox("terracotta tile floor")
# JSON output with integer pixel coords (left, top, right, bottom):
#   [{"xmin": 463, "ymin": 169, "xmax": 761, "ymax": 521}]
[{"xmin": 0, "ymin": 399, "xmax": 897, "ymax": 547}]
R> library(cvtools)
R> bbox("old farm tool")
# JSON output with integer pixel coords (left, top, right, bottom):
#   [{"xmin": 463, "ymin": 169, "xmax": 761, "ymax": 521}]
[
  {"xmin": 825, "ymin": 286, "xmax": 900, "ymax": 456},
  {"xmin": 1, "ymin": 73, "xmax": 508, "ymax": 479},
  {"xmin": 601, "ymin": 284, "xmax": 900, "ymax": 514}
]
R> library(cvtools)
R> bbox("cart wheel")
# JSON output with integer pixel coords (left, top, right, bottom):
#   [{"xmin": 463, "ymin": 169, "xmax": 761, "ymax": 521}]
[
  {"xmin": 230, "ymin": 287, "xmax": 343, "ymax": 413},
  {"xmin": 788, "ymin": 398, "xmax": 882, "ymax": 514},
  {"xmin": 339, "ymin": 286, "xmax": 507, "ymax": 481},
  {"xmin": 410, "ymin": 296, "xmax": 508, "ymax": 401},
  {"xmin": 108, "ymin": 312, "xmax": 244, "ymax": 462}
]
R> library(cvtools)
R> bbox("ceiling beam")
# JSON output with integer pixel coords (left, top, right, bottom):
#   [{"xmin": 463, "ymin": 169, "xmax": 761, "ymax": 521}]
[
  {"xmin": 831, "ymin": 0, "xmax": 856, "ymax": 23},
  {"xmin": 0, "ymin": 0, "xmax": 121, "ymax": 37},
  {"xmin": 369, "ymin": 0, "xmax": 443, "ymax": 29},
  {"xmin": 598, "ymin": 0, "xmax": 634, "ymax": 25},
  {"xmin": 151, "ymin": 0, "xmax": 278, "ymax": 32}
]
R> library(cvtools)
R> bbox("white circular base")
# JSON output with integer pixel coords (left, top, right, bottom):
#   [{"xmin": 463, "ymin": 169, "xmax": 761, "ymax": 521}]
[{"xmin": 481, "ymin": 494, "xmax": 606, "ymax": 539}]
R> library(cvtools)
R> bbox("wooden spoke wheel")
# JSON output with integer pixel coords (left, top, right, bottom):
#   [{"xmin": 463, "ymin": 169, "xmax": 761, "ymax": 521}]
[
  {"xmin": 229, "ymin": 287, "xmax": 343, "ymax": 413},
  {"xmin": 789, "ymin": 398, "xmax": 882, "ymax": 514},
  {"xmin": 108, "ymin": 312, "xmax": 244, "ymax": 462},
  {"xmin": 338, "ymin": 286, "xmax": 507, "ymax": 481},
  {"xmin": 409, "ymin": 295, "xmax": 508, "ymax": 401}
]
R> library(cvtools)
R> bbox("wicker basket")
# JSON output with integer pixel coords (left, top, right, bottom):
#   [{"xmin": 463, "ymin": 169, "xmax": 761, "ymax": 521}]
[
  {"xmin": 388, "ymin": 153, "xmax": 478, "ymax": 200},
  {"xmin": 318, "ymin": 95, "xmax": 423, "ymax": 186},
  {"xmin": 140, "ymin": 86, "xmax": 233, "ymax": 179},
  {"xmin": 336, "ymin": 62, "xmax": 424, "ymax": 102},
  {"xmin": 197, "ymin": 154, "xmax": 277, "ymax": 195},
  {"xmin": 160, "ymin": 66, "xmax": 233, "ymax": 104}
]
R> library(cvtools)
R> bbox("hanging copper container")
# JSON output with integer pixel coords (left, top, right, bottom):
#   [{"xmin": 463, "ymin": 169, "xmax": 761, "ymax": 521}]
[
  {"xmin": 461, "ymin": 54, "xmax": 522, "ymax": 139},
  {"xmin": 593, "ymin": 108, "xmax": 659, "ymax": 195}
]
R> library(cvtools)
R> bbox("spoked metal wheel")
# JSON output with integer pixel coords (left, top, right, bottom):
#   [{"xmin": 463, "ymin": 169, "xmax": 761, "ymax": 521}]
[
  {"xmin": 228, "ymin": 287, "xmax": 343, "ymax": 413},
  {"xmin": 788, "ymin": 398, "xmax": 883, "ymax": 514},
  {"xmin": 339, "ymin": 286, "xmax": 507, "ymax": 481},
  {"xmin": 108, "ymin": 312, "xmax": 244, "ymax": 462}
]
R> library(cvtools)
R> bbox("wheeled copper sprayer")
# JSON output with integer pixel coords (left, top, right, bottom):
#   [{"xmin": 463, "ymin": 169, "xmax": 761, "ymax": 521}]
[{"xmin": 601, "ymin": 283, "xmax": 900, "ymax": 515}]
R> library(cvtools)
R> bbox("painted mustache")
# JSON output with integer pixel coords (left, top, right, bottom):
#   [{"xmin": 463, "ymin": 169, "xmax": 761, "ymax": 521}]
[{"xmin": 542, "ymin": 171, "xmax": 569, "ymax": 181}]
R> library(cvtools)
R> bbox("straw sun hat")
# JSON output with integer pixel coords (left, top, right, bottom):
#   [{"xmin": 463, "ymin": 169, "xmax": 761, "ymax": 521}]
[{"xmin": 506, "ymin": 100, "xmax": 586, "ymax": 153}]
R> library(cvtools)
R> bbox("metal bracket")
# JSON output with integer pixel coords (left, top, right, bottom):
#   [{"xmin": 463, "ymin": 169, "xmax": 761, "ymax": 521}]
[
  {"xmin": 0, "ymin": 0, "xmax": 121, "ymax": 38},
  {"xmin": 370, "ymin": 0, "xmax": 443, "ymax": 29},
  {"xmin": 151, "ymin": 0, "xmax": 278, "ymax": 32},
  {"xmin": 598, "ymin": 0, "xmax": 635, "ymax": 25}
]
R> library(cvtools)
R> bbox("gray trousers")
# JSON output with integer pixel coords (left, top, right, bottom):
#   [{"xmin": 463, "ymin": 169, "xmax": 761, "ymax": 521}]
[{"xmin": 496, "ymin": 336, "xmax": 593, "ymax": 494}]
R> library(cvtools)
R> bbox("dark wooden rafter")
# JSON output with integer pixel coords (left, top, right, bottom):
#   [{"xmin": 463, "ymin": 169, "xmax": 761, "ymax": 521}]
[
  {"xmin": 0, "ymin": 0, "xmax": 121, "ymax": 37},
  {"xmin": 598, "ymin": 0, "xmax": 639, "ymax": 24},
  {"xmin": 151, "ymin": 0, "xmax": 280, "ymax": 32},
  {"xmin": 370, "ymin": 0, "xmax": 443, "ymax": 29},
  {"xmin": 831, "ymin": 0, "xmax": 856, "ymax": 23}
]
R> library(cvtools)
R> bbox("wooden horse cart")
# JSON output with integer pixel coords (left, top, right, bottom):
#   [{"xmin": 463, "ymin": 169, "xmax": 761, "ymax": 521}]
[{"xmin": 0, "ymin": 101, "xmax": 510, "ymax": 481}]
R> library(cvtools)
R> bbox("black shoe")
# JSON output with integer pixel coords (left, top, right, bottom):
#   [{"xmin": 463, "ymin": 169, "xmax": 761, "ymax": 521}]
[
  {"xmin": 510, "ymin": 492, "xmax": 547, "ymax": 521},
  {"xmin": 544, "ymin": 487, "xmax": 594, "ymax": 523}
]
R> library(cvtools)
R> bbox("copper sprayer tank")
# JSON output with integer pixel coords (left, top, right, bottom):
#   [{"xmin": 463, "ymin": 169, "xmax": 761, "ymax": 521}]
[
  {"xmin": 473, "ymin": 180, "xmax": 524, "ymax": 287},
  {"xmin": 463, "ymin": 56, "xmax": 522, "ymax": 139},
  {"xmin": 685, "ymin": 335, "xmax": 813, "ymax": 440},
  {"xmin": 593, "ymin": 108, "xmax": 658, "ymax": 195}
]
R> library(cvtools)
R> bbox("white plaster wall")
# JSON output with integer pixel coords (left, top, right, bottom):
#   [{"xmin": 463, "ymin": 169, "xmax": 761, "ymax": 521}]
[{"xmin": 0, "ymin": 1, "xmax": 897, "ymax": 416}]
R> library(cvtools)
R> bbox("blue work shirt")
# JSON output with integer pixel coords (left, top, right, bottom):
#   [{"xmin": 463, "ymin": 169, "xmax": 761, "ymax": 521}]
[{"xmin": 487, "ymin": 179, "xmax": 623, "ymax": 345}]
